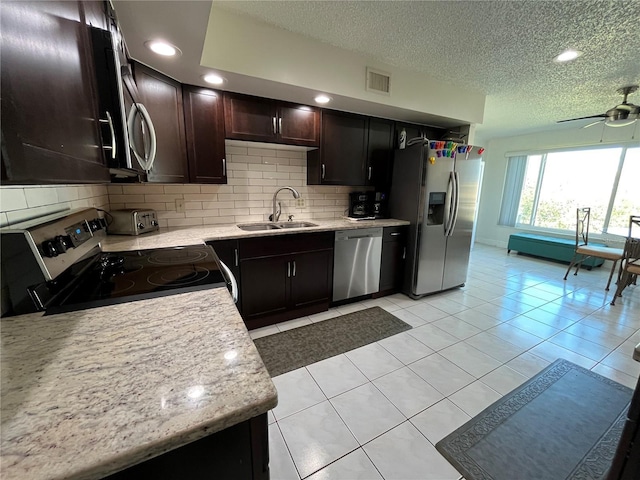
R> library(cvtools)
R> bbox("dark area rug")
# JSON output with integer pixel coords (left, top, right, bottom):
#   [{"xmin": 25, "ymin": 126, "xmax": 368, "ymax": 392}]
[
  {"xmin": 253, "ymin": 306, "xmax": 411, "ymax": 377},
  {"xmin": 436, "ymin": 359, "xmax": 633, "ymax": 480}
]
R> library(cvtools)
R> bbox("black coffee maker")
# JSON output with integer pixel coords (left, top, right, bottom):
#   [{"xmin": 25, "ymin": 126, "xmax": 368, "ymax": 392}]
[
  {"xmin": 372, "ymin": 192, "xmax": 389, "ymax": 219},
  {"xmin": 348, "ymin": 192, "xmax": 374, "ymax": 218}
]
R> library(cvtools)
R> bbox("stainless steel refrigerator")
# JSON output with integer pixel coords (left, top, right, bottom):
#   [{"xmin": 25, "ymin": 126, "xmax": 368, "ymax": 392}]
[{"xmin": 389, "ymin": 139, "xmax": 483, "ymax": 298}]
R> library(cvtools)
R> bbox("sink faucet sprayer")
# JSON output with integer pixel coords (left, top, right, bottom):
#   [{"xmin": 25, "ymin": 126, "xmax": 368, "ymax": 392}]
[{"xmin": 271, "ymin": 186, "xmax": 300, "ymax": 222}]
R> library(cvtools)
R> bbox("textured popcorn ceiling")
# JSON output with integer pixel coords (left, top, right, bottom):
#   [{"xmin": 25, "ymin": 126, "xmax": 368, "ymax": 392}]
[{"xmin": 216, "ymin": 0, "xmax": 640, "ymax": 139}]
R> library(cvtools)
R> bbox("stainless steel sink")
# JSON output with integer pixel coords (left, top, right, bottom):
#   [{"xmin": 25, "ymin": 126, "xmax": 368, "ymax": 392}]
[
  {"xmin": 237, "ymin": 223, "xmax": 282, "ymax": 231},
  {"xmin": 237, "ymin": 221, "xmax": 317, "ymax": 231},
  {"xmin": 276, "ymin": 222, "xmax": 318, "ymax": 229}
]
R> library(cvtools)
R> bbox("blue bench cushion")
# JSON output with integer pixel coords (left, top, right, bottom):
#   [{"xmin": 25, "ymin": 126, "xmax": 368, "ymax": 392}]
[{"xmin": 507, "ymin": 233, "xmax": 605, "ymax": 268}]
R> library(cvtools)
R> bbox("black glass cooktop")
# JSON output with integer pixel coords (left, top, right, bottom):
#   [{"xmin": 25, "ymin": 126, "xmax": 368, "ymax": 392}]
[{"xmin": 45, "ymin": 245, "xmax": 227, "ymax": 314}]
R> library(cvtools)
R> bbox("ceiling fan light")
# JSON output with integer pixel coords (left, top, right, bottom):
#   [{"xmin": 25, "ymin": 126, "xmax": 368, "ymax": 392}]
[{"xmin": 605, "ymin": 118, "xmax": 637, "ymax": 128}]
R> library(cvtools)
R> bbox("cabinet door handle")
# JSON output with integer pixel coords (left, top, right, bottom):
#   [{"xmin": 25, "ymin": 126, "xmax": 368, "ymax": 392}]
[
  {"xmin": 222, "ymin": 158, "xmax": 226, "ymax": 176},
  {"xmin": 390, "ymin": 232, "xmax": 401, "ymax": 236},
  {"xmin": 272, "ymin": 117, "xmax": 277, "ymax": 135},
  {"xmin": 321, "ymin": 164, "xmax": 326, "ymax": 180},
  {"xmin": 292, "ymin": 260, "xmax": 296, "ymax": 277},
  {"xmin": 234, "ymin": 248, "xmax": 239, "ymax": 267},
  {"xmin": 99, "ymin": 111, "xmax": 117, "ymax": 160},
  {"xmin": 287, "ymin": 261, "xmax": 291, "ymax": 278},
  {"xmin": 278, "ymin": 117, "xmax": 282, "ymax": 134},
  {"xmin": 368, "ymin": 166, "xmax": 372, "ymax": 180},
  {"xmin": 403, "ymin": 247, "xmax": 406, "ymax": 259}
]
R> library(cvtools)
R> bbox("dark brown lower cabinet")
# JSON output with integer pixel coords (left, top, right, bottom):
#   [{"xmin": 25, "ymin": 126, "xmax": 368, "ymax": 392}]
[
  {"xmin": 377, "ymin": 226, "xmax": 408, "ymax": 295},
  {"xmin": 105, "ymin": 414, "xmax": 269, "ymax": 480},
  {"xmin": 239, "ymin": 232, "xmax": 333, "ymax": 329}
]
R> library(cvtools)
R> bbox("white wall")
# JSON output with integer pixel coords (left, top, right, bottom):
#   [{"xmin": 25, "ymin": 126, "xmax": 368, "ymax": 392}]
[
  {"xmin": 475, "ymin": 123, "xmax": 640, "ymax": 248},
  {"xmin": 202, "ymin": 7, "xmax": 485, "ymax": 126}
]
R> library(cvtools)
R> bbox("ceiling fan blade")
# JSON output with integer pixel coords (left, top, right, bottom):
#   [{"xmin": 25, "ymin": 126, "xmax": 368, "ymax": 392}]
[
  {"xmin": 557, "ymin": 114, "xmax": 607, "ymax": 123},
  {"xmin": 582, "ymin": 120, "xmax": 604, "ymax": 129}
]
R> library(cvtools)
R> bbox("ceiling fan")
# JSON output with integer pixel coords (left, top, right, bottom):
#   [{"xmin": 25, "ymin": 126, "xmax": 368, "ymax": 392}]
[{"xmin": 558, "ymin": 85, "xmax": 639, "ymax": 128}]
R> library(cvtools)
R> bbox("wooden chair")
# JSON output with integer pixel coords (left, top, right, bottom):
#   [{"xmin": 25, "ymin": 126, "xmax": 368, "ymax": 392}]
[
  {"xmin": 610, "ymin": 236, "xmax": 640, "ymax": 305},
  {"xmin": 563, "ymin": 207, "xmax": 624, "ymax": 290}
]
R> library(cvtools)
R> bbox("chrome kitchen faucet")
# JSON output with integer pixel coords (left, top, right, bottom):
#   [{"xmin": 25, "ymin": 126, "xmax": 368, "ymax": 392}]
[{"xmin": 272, "ymin": 186, "xmax": 300, "ymax": 222}]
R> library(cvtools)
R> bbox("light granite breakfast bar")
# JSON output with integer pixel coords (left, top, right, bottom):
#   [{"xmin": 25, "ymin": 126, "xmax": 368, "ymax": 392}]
[
  {"xmin": 1, "ymin": 218, "xmax": 408, "ymax": 479},
  {"xmin": 1, "ymin": 290, "xmax": 277, "ymax": 480}
]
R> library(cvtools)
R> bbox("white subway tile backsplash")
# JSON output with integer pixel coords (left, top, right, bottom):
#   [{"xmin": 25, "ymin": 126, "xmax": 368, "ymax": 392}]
[
  {"xmin": 0, "ymin": 188, "xmax": 28, "ymax": 211},
  {"xmin": 252, "ymin": 179, "xmax": 278, "ymax": 186},
  {"xmin": 157, "ymin": 211, "xmax": 187, "ymax": 219},
  {"xmin": 25, "ymin": 187, "xmax": 58, "ymax": 208},
  {"xmin": 276, "ymin": 149, "xmax": 304, "ymax": 159},
  {"xmin": 164, "ymin": 185, "xmax": 201, "ymax": 194},
  {"xmin": 218, "ymin": 193, "xmax": 249, "ymax": 201},
  {"xmin": 263, "ymin": 157, "xmax": 289, "ymax": 166},
  {"xmin": 144, "ymin": 194, "xmax": 183, "ymax": 203},
  {"xmin": 122, "ymin": 184, "xmax": 165, "ymax": 195},
  {"xmin": 232, "ymin": 186, "xmax": 263, "ymax": 194},
  {"xmin": 247, "ymin": 148, "xmax": 277, "ymax": 157},
  {"xmin": 167, "ymin": 217, "xmax": 203, "ymax": 227},
  {"xmin": 225, "ymin": 146, "xmax": 248, "ymax": 155},
  {"xmin": 185, "ymin": 210, "xmax": 220, "ymax": 218},
  {"xmin": 200, "ymin": 185, "xmax": 233, "ymax": 194},
  {"xmin": 220, "ymin": 208, "xmax": 248, "ymax": 216},
  {"xmin": 227, "ymin": 178, "xmax": 249, "ymax": 186},
  {"xmin": 231, "ymin": 154, "xmax": 263, "ymax": 164},
  {"xmin": 110, "ymin": 194, "xmax": 145, "ymax": 204},
  {"xmin": 56, "ymin": 186, "xmax": 80, "ymax": 202},
  {"xmin": 202, "ymin": 216, "xmax": 236, "ymax": 225},
  {"xmin": 97, "ymin": 143, "xmax": 355, "ymax": 224},
  {"xmin": 6, "ymin": 204, "xmax": 70, "ymax": 225},
  {"xmin": 123, "ymin": 202, "xmax": 167, "ymax": 211},
  {"xmin": 201, "ymin": 201, "xmax": 235, "ymax": 210},
  {"xmin": 182, "ymin": 194, "xmax": 217, "ymax": 201}
]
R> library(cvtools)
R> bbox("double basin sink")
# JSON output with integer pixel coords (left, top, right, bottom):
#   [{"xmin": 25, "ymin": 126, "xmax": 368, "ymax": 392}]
[{"xmin": 237, "ymin": 221, "xmax": 318, "ymax": 232}]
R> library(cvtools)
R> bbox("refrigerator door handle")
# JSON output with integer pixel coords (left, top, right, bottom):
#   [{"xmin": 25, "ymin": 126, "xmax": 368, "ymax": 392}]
[
  {"xmin": 444, "ymin": 171, "xmax": 455, "ymax": 235},
  {"xmin": 448, "ymin": 171, "xmax": 461, "ymax": 236}
]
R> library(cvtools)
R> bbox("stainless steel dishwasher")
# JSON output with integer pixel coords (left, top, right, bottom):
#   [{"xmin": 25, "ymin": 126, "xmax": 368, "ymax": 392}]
[{"xmin": 333, "ymin": 227, "xmax": 383, "ymax": 302}]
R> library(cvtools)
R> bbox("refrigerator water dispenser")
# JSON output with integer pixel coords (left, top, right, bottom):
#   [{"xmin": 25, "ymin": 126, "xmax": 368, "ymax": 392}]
[{"xmin": 427, "ymin": 192, "xmax": 446, "ymax": 225}]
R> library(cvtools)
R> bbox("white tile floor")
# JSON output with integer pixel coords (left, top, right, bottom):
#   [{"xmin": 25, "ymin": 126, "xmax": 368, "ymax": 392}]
[{"xmin": 250, "ymin": 244, "xmax": 640, "ymax": 480}]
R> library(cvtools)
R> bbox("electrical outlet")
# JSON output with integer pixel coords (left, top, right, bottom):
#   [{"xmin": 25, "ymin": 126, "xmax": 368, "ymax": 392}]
[
  {"xmin": 296, "ymin": 197, "xmax": 305, "ymax": 208},
  {"xmin": 175, "ymin": 198, "xmax": 185, "ymax": 213}
]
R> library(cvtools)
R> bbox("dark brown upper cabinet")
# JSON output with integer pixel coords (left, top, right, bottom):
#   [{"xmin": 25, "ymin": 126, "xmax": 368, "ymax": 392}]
[
  {"xmin": 1, "ymin": 1, "xmax": 110, "ymax": 184},
  {"xmin": 307, "ymin": 110, "xmax": 368, "ymax": 185},
  {"xmin": 182, "ymin": 86, "xmax": 226, "ymax": 184},
  {"xmin": 366, "ymin": 117, "xmax": 394, "ymax": 190},
  {"xmin": 132, "ymin": 62, "xmax": 188, "ymax": 183},
  {"xmin": 224, "ymin": 93, "xmax": 319, "ymax": 147}
]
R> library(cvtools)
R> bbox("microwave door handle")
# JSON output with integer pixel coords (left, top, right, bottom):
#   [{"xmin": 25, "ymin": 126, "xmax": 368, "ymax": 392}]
[
  {"xmin": 127, "ymin": 103, "xmax": 157, "ymax": 172},
  {"xmin": 99, "ymin": 111, "xmax": 117, "ymax": 159},
  {"xmin": 219, "ymin": 261, "xmax": 238, "ymax": 304}
]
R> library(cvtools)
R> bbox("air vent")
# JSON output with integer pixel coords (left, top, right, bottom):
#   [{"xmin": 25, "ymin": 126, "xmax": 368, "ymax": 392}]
[{"xmin": 366, "ymin": 67, "xmax": 391, "ymax": 95}]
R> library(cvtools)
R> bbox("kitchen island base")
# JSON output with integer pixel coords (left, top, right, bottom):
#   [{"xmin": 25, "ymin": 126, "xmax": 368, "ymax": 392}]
[{"xmin": 105, "ymin": 414, "xmax": 269, "ymax": 480}]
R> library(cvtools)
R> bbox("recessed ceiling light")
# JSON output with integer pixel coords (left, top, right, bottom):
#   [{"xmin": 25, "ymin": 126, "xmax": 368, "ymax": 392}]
[
  {"xmin": 553, "ymin": 49, "xmax": 582, "ymax": 63},
  {"xmin": 144, "ymin": 40, "xmax": 181, "ymax": 57},
  {"xmin": 314, "ymin": 94, "xmax": 331, "ymax": 104},
  {"xmin": 203, "ymin": 73, "xmax": 225, "ymax": 85}
]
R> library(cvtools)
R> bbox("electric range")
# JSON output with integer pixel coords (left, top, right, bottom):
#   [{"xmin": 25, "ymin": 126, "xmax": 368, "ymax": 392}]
[{"xmin": 1, "ymin": 208, "xmax": 232, "ymax": 316}]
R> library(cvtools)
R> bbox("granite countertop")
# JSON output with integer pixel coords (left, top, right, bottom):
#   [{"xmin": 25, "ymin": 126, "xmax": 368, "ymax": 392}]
[
  {"xmin": 0, "ymin": 289, "xmax": 277, "ymax": 480},
  {"xmin": 100, "ymin": 218, "xmax": 410, "ymax": 251}
]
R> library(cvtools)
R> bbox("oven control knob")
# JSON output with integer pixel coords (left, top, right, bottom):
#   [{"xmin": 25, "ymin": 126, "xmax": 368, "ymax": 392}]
[
  {"xmin": 89, "ymin": 219, "xmax": 102, "ymax": 232},
  {"xmin": 42, "ymin": 240, "xmax": 58, "ymax": 258},
  {"xmin": 137, "ymin": 223, "xmax": 145, "ymax": 230},
  {"xmin": 151, "ymin": 220, "xmax": 158, "ymax": 227},
  {"xmin": 54, "ymin": 235, "xmax": 71, "ymax": 253}
]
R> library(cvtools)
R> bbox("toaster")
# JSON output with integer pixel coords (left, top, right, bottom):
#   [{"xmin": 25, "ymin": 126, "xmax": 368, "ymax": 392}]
[{"xmin": 107, "ymin": 209, "xmax": 159, "ymax": 235}]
